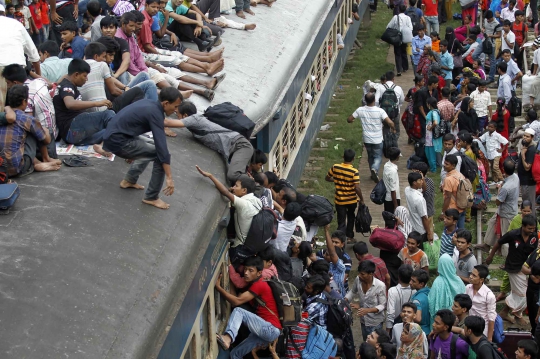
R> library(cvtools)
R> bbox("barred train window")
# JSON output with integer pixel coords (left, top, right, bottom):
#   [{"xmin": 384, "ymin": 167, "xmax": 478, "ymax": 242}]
[{"xmin": 200, "ymin": 300, "xmax": 210, "ymax": 359}]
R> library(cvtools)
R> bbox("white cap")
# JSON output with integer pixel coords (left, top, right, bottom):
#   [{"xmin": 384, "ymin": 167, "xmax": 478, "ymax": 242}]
[
  {"xmin": 525, "ymin": 128, "xmax": 536, "ymax": 136},
  {"xmin": 0, "ymin": 4, "xmax": 5, "ymax": 12}
]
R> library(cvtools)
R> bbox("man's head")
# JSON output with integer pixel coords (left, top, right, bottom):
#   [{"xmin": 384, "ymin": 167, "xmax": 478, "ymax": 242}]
[
  {"xmin": 387, "ymin": 147, "xmax": 401, "ymax": 162},
  {"xmin": 264, "ymin": 171, "xmax": 278, "ymax": 188},
  {"xmin": 145, "ymin": 0, "xmax": 161, "ymax": 16},
  {"xmin": 442, "ymin": 133, "xmax": 455, "ymax": 152},
  {"xmin": 6, "ymin": 4, "xmax": 14, "ymax": 15},
  {"xmin": 502, "ymin": 49, "xmax": 512, "ymax": 63},
  {"xmin": 353, "ymin": 241, "xmax": 369, "ymax": 261},
  {"xmin": 366, "ymin": 328, "xmax": 391, "ymax": 350},
  {"xmin": 386, "ymin": 71, "xmax": 395, "ymax": 82},
  {"xmin": 96, "ymin": 36, "xmax": 120, "ymax": 64},
  {"xmin": 443, "ymin": 208, "xmax": 459, "ymax": 228},
  {"xmin": 344, "ymin": 148, "xmax": 355, "ymax": 163},
  {"xmin": 452, "ymin": 293, "xmax": 472, "ymax": 318},
  {"xmin": 378, "ymin": 343, "xmax": 397, "ymax": 359},
  {"xmin": 67, "ymin": 58, "xmax": 91, "ymax": 87},
  {"xmin": 521, "ymin": 214, "xmax": 537, "ymax": 237},
  {"xmin": 469, "ymin": 264, "xmax": 489, "ymax": 286},
  {"xmin": 443, "ymin": 154, "xmax": 458, "ymax": 173},
  {"xmin": 365, "ymin": 92, "xmax": 376, "ymax": 105},
  {"xmin": 503, "ymin": 158, "xmax": 515, "ymax": 176},
  {"xmin": 464, "ymin": 315, "xmax": 486, "ymax": 339},
  {"xmin": 131, "ymin": 10, "xmax": 145, "ymax": 33},
  {"xmin": 100, "ymin": 15, "xmax": 119, "ymax": 37},
  {"xmin": 275, "ymin": 186, "xmax": 296, "ymax": 207},
  {"xmin": 231, "ymin": 175, "xmax": 256, "ymax": 197},
  {"xmin": 331, "ymin": 230, "xmax": 347, "ymax": 249},
  {"xmin": 250, "ymin": 149, "xmax": 267, "ymax": 173},
  {"xmin": 243, "ymin": 255, "xmax": 263, "ymax": 282},
  {"xmin": 417, "ymin": 25, "xmax": 425, "ymax": 37},
  {"xmin": 258, "ymin": 246, "xmax": 275, "ymax": 269},
  {"xmin": 428, "ymin": 75, "xmax": 439, "ymax": 89},
  {"xmin": 398, "ymin": 264, "xmax": 413, "ymax": 285},
  {"xmin": 59, "ymin": 21, "xmax": 79, "ymax": 44},
  {"xmin": 508, "ymin": 0, "xmax": 516, "ymax": 9},
  {"xmin": 358, "ymin": 260, "xmax": 376, "ymax": 283},
  {"xmin": 304, "ymin": 274, "xmax": 326, "ymax": 296},
  {"xmin": 283, "ymin": 202, "xmax": 302, "ymax": 222},
  {"xmin": 84, "ymin": 42, "xmax": 108, "ymax": 62},
  {"xmin": 433, "ymin": 309, "xmax": 456, "ymax": 334},
  {"xmin": 253, "ymin": 172, "xmax": 268, "ymax": 188},
  {"xmin": 455, "ymin": 228, "xmax": 472, "ymax": 253},
  {"xmin": 466, "ymin": 35, "xmax": 477, "ymax": 45},
  {"xmin": 515, "ymin": 9, "xmax": 524, "ymax": 22},
  {"xmin": 87, "ymin": 0, "xmax": 101, "ymax": 17},
  {"xmin": 516, "ymin": 340, "xmax": 539, "ymax": 359},
  {"xmin": 411, "ymin": 161, "xmax": 428, "ymax": 177},
  {"xmin": 503, "ymin": 19, "xmax": 512, "ymax": 33},
  {"xmin": 2, "ymin": 64, "xmax": 27, "ymax": 89},
  {"xmin": 407, "ymin": 171, "xmax": 423, "ymax": 189},
  {"xmin": 498, "ymin": 61, "xmax": 508, "ymax": 75},
  {"xmin": 177, "ymin": 101, "xmax": 197, "ymax": 118},
  {"xmin": 523, "ymin": 129, "xmax": 535, "ymax": 146},
  {"xmin": 406, "ymin": 231, "xmax": 423, "ymax": 253},
  {"xmin": 6, "ymin": 84, "xmax": 28, "ymax": 109},
  {"xmin": 358, "ymin": 342, "xmax": 378, "ymax": 359},
  {"xmin": 485, "ymin": 9, "xmax": 494, "ymax": 20},
  {"xmin": 440, "ymin": 39, "xmax": 448, "ymax": 53},
  {"xmin": 410, "ymin": 269, "xmax": 429, "ymax": 290},
  {"xmin": 400, "ymin": 302, "xmax": 418, "ymax": 322},
  {"xmin": 120, "ymin": 12, "xmax": 138, "ymax": 37},
  {"xmin": 159, "ymin": 87, "xmax": 183, "ymax": 116},
  {"xmin": 39, "ymin": 41, "xmax": 61, "ymax": 62}
]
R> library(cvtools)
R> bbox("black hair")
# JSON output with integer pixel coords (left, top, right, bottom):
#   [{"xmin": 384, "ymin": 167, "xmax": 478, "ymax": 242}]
[
  {"xmin": 468, "ymin": 34, "xmax": 477, "ymax": 41},
  {"xmin": 96, "ymin": 36, "xmax": 120, "ymax": 54},
  {"xmin": 237, "ymin": 175, "xmax": 256, "ymax": 194},
  {"xmin": 411, "ymin": 161, "xmax": 428, "ymax": 176},
  {"xmin": 503, "ymin": 19, "xmax": 512, "ymax": 26},
  {"xmin": 344, "ymin": 148, "xmax": 355, "ymax": 162},
  {"xmin": 441, "ymin": 87, "xmax": 450, "ymax": 98},
  {"xmin": 2, "ymin": 64, "xmax": 27, "ymax": 83},
  {"xmin": 407, "ymin": 171, "xmax": 422, "ymax": 186},
  {"xmin": 518, "ymin": 340, "xmax": 539, "ymax": 357},
  {"xmin": 14, "ymin": 3, "xmax": 22, "ymax": 8},
  {"xmin": 59, "ymin": 20, "xmax": 78, "ymax": 33},
  {"xmin": 258, "ymin": 245, "xmax": 274, "ymax": 263},
  {"xmin": 464, "ymin": 316, "xmax": 486, "ymax": 336},
  {"xmin": 454, "ymin": 293, "xmax": 473, "ymax": 311},
  {"xmin": 331, "ymin": 230, "xmax": 347, "ymax": 244},
  {"xmin": 407, "ymin": 231, "xmax": 423, "ymax": 246},
  {"xmin": 485, "ymin": 9, "xmax": 493, "ymax": 18},
  {"xmin": 298, "ymin": 241, "xmax": 313, "ymax": 268},
  {"xmin": 445, "ymin": 154, "xmax": 458, "ymax": 166},
  {"xmin": 39, "ymin": 40, "xmax": 61, "ymax": 57},
  {"xmin": 522, "ymin": 200, "xmax": 533, "ymax": 210},
  {"xmin": 365, "ymin": 93, "xmax": 376, "ymax": 105},
  {"xmin": 68, "ymin": 58, "xmax": 91, "ymax": 75},
  {"xmin": 87, "ymin": 0, "xmax": 101, "ymax": 17},
  {"xmin": 374, "ymin": 328, "xmax": 391, "ymax": 344},
  {"xmin": 428, "ymin": 75, "xmax": 439, "ymax": 86},
  {"xmin": 474, "ymin": 264, "xmax": 489, "ymax": 279},
  {"xmin": 306, "ymin": 274, "xmax": 326, "ymax": 295},
  {"xmin": 283, "ymin": 202, "xmax": 302, "ymax": 221},
  {"xmin": 333, "ymin": 247, "xmax": 343, "ymax": 260},
  {"xmin": 503, "ymin": 158, "xmax": 515, "ymax": 175},
  {"xmin": 147, "ymin": 0, "xmax": 160, "ymax": 4},
  {"xmin": 100, "ymin": 15, "xmax": 119, "ymax": 29},
  {"xmin": 121, "ymin": 11, "xmax": 138, "ymax": 25},
  {"xmin": 84, "ymin": 42, "xmax": 107, "ymax": 59},
  {"xmin": 414, "ymin": 74, "xmax": 424, "ymax": 84},
  {"xmin": 387, "ymin": 147, "xmax": 401, "ymax": 161},
  {"xmin": 399, "ymin": 4, "xmax": 407, "ymax": 13},
  {"xmin": 479, "ymin": 80, "xmax": 487, "ymax": 87},
  {"xmin": 253, "ymin": 172, "xmax": 266, "ymax": 186},
  {"xmin": 411, "ymin": 269, "xmax": 429, "ymax": 285},
  {"xmin": 523, "ymin": 214, "xmax": 536, "ymax": 228},
  {"xmin": 402, "ymin": 301, "xmax": 418, "ymax": 312},
  {"xmin": 436, "ymin": 309, "xmax": 456, "ymax": 331},
  {"xmin": 251, "ymin": 149, "xmax": 268, "ymax": 165},
  {"xmin": 353, "ymin": 241, "xmax": 369, "ymax": 255},
  {"xmin": 440, "ymin": 39, "xmax": 448, "ymax": 47},
  {"xmin": 178, "ymin": 101, "xmax": 197, "ymax": 116},
  {"xmin": 281, "ymin": 187, "xmax": 297, "ymax": 204},
  {"xmin": 244, "ymin": 256, "xmax": 264, "ymax": 271},
  {"xmin": 380, "ymin": 74, "xmax": 387, "ymax": 82},
  {"xmin": 7, "ymin": 84, "xmax": 28, "ymax": 108},
  {"xmin": 309, "ymin": 259, "xmax": 330, "ymax": 276},
  {"xmin": 466, "ymin": 83, "xmax": 477, "ymax": 94},
  {"xmin": 131, "ymin": 9, "xmax": 145, "ymax": 22},
  {"xmin": 487, "ymin": 120, "xmax": 498, "ymax": 128},
  {"xmin": 359, "ymin": 342, "xmax": 378, "ymax": 359},
  {"xmin": 386, "ymin": 71, "xmax": 395, "ymax": 81},
  {"xmin": 456, "ymin": 228, "xmax": 472, "ymax": 244},
  {"xmin": 445, "ymin": 208, "xmax": 460, "ymax": 220},
  {"xmin": 498, "ymin": 61, "xmax": 508, "ymax": 73},
  {"xmin": 159, "ymin": 86, "xmax": 183, "ymax": 103},
  {"xmin": 380, "ymin": 343, "xmax": 397, "ymax": 359},
  {"xmin": 5, "ymin": 4, "xmax": 13, "ymax": 10},
  {"xmin": 81, "ymin": 25, "xmax": 89, "ymax": 33},
  {"xmin": 264, "ymin": 171, "xmax": 278, "ymax": 185},
  {"xmin": 358, "ymin": 260, "xmax": 376, "ymax": 274},
  {"xmin": 443, "ymin": 132, "xmax": 454, "ymax": 142},
  {"xmin": 398, "ymin": 264, "xmax": 413, "ymax": 284}
]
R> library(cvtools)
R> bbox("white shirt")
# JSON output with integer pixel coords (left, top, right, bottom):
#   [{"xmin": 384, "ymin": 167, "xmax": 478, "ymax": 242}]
[
  {"xmin": 0, "ymin": 16, "xmax": 40, "ymax": 66},
  {"xmin": 501, "ymin": 7, "xmax": 517, "ymax": 22},
  {"xmin": 479, "ymin": 131, "xmax": 509, "ymax": 160},
  {"xmin": 352, "ymin": 106, "xmax": 388, "ymax": 144},
  {"xmin": 232, "ymin": 193, "xmax": 262, "ymax": 247},
  {"xmin": 405, "ymin": 186, "xmax": 428, "ymax": 234},
  {"xmin": 440, "ymin": 147, "xmax": 463, "ymax": 187},
  {"xmin": 387, "ymin": 13, "xmax": 413, "ymax": 42},
  {"xmin": 392, "ymin": 323, "xmax": 429, "ymax": 357},
  {"xmin": 273, "ymin": 216, "xmax": 307, "ymax": 252},
  {"xmin": 383, "ymin": 161, "xmax": 400, "ymax": 201},
  {"xmin": 470, "ymin": 89, "xmax": 492, "ymax": 118},
  {"xmin": 21, "ymin": 5, "xmax": 32, "ymax": 30},
  {"xmin": 462, "ymin": 41, "xmax": 479, "ymax": 59},
  {"xmin": 501, "ymin": 30, "xmax": 516, "ymax": 52},
  {"xmin": 375, "ymin": 80, "xmax": 405, "ymax": 106},
  {"xmin": 386, "ymin": 285, "xmax": 416, "ymax": 328}
]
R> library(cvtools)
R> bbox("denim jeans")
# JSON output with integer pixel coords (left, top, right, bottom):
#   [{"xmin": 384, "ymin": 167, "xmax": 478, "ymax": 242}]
[
  {"xmin": 361, "ymin": 322, "xmax": 382, "ymax": 342},
  {"xmin": 234, "ymin": 0, "xmax": 250, "ymax": 11},
  {"xmin": 225, "ymin": 307, "xmax": 280, "ymax": 359},
  {"xmin": 65, "ymin": 110, "xmax": 115, "ymax": 145},
  {"xmin": 126, "ymin": 72, "xmax": 158, "ymax": 101},
  {"xmin": 424, "ymin": 16, "xmax": 439, "ymax": 35},
  {"xmin": 111, "ymin": 137, "xmax": 166, "ymax": 201},
  {"xmin": 488, "ymin": 48, "xmax": 496, "ymax": 81},
  {"xmin": 118, "ymin": 72, "xmax": 130, "ymax": 85},
  {"xmin": 457, "ymin": 210, "xmax": 466, "ymax": 229},
  {"xmin": 364, "ymin": 142, "xmax": 384, "ymax": 174}
]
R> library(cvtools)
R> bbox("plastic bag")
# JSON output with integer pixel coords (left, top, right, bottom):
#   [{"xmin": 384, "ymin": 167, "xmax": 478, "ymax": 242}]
[{"xmin": 423, "ymin": 240, "xmax": 441, "ymax": 271}]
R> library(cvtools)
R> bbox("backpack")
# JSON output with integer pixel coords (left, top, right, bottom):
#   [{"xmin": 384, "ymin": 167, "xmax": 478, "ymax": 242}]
[
  {"xmin": 406, "ymin": 7, "xmax": 421, "ymax": 36},
  {"xmin": 383, "ymin": 131, "xmax": 398, "ymax": 158},
  {"xmin": 0, "ymin": 183, "xmax": 20, "ymax": 213},
  {"xmin": 243, "ymin": 206, "xmax": 278, "ymax": 253},
  {"xmin": 370, "ymin": 179, "xmax": 387, "ymax": 205},
  {"xmin": 456, "ymin": 153, "xmax": 479, "ymax": 182},
  {"xmin": 315, "ymin": 293, "xmax": 354, "ymax": 338},
  {"xmin": 493, "ymin": 315, "xmax": 506, "ymax": 344},
  {"xmin": 355, "ymin": 204, "xmax": 372, "ymax": 234},
  {"xmin": 203, "ymin": 102, "xmax": 255, "ymax": 139},
  {"xmin": 482, "ymin": 37, "xmax": 494, "ymax": 55},
  {"xmin": 473, "ymin": 174, "xmax": 491, "ymax": 209},
  {"xmin": 261, "ymin": 276, "xmax": 303, "ymax": 327},
  {"xmin": 300, "ymin": 195, "xmax": 334, "ymax": 227},
  {"xmin": 452, "ymin": 174, "xmax": 474, "ymax": 210},
  {"xmin": 431, "ymin": 109, "xmax": 445, "ymax": 139},
  {"xmin": 369, "ymin": 223, "xmax": 406, "ymax": 253},
  {"xmin": 478, "ymin": 340, "xmax": 509, "ymax": 359},
  {"xmin": 380, "ymin": 84, "xmax": 399, "ymax": 119},
  {"xmin": 291, "ymin": 321, "xmax": 337, "ymax": 359},
  {"xmin": 508, "ymin": 90, "xmax": 522, "ymax": 117}
]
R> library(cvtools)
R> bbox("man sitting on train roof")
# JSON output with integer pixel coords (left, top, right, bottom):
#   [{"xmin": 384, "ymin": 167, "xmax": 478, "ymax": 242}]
[
  {"xmin": 103, "ymin": 88, "xmax": 184, "ymax": 210},
  {"xmin": 214, "ymin": 255, "xmax": 282, "ymax": 358},
  {"xmin": 174, "ymin": 101, "xmax": 253, "ymax": 184}
]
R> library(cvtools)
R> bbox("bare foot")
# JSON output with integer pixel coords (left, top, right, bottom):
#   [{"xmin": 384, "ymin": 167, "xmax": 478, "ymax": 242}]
[
  {"xmin": 93, "ymin": 144, "xmax": 112, "ymax": 158},
  {"xmin": 236, "ymin": 10, "xmax": 246, "ymax": 18},
  {"xmin": 207, "ymin": 59, "xmax": 224, "ymax": 76},
  {"xmin": 515, "ymin": 316, "xmax": 528, "ymax": 326},
  {"xmin": 245, "ymin": 9, "xmax": 255, "ymax": 15},
  {"xmin": 250, "ymin": 0, "xmax": 257, "ymax": 6},
  {"xmin": 164, "ymin": 127, "xmax": 178, "ymax": 137},
  {"xmin": 500, "ymin": 313, "xmax": 516, "ymax": 324},
  {"xmin": 142, "ymin": 198, "xmax": 170, "ymax": 209},
  {"xmin": 209, "ymin": 48, "xmax": 224, "ymax": 62},
  {"xmin": 44, "ymin": 157, "xmax": 62, "ymax": 165},
  {"xmin": 34, "ymin": 162, "xmax": 61, "ymax": 172},
  {"xmin": 245, "ymin": 23, "xmax": 256, "ymax": 30},
  {"xmin": 120, "ymin": 179, "xmax": 144, "ymax": 190},
  {"xmin": 180, "ymin": 90, "xmax": 193, "ymax": 99}
]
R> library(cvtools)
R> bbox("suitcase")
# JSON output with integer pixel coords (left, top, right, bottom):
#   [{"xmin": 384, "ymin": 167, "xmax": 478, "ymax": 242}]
[
  {"xmin": 0, "ymin": 183, "xmax": 20, "ymax": 213},
  {"xmin": 498, "ymin": 327, "xmax": 533, "ymax": 358}
]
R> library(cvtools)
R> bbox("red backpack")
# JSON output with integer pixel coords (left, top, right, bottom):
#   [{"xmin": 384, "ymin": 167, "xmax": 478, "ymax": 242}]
[{"xmin": 369, "ymin": 224, "xmax": 405, "ymax": 253}]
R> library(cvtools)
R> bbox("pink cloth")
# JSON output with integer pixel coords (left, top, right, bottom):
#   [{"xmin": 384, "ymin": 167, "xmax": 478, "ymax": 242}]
[
  {"xmin": 228, "ymin": 264, "xmax": 279, "ymax": 289},
  {"xmin": 466, "ymin": 284, "xmax": 497, "ymax": 337},
  {"xmin": 115, "ymin": 27, "xmax": 148, "ymax": 76},
  {"xmin": 454, "ymin": 24, "xmax": 472, "ymax": 43}
]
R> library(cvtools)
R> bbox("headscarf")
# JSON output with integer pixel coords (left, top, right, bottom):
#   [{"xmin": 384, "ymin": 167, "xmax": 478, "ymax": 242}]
[
  {"xmin": 460, "ymin": 97, "xmax": 473, "ymax": 114},
  {"xmin": 428, "ymin": 254, "xmax": 466, "ymax": 324},
  {"xmin": 395, "ymin": 206, "xmax": 412, "ymax": 240},
  {"xmin": 462, "ymin": 67, "xmax": 481, "ymax": 79},
  {"xmin": 397, "ymin": 323, "xmax": 425, "ymax": 359}
]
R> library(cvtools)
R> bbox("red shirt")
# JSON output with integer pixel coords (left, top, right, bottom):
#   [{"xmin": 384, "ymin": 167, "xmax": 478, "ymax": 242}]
[
  {"xmin": 29, "ymin": 3, "xmax": 42, "ymax": 29},
  {"xmin": 423, "ymin": 0, "xmax": 438, "ymax": 16},
  {"xmin": 40, "ymin": 0, "xmax": 50, "ymax": 25},
  {"xmin": 512, "ymin": 22, "xmax": 528, "ymax": 46},
  {"xmin": 138, "ymin": 10, "xmax": 155, "ymax": 52},
  {"xmin": 362, "ymin": 254, "xmax": 389, "ymax": 285},
  {"xmin": 249, "ymin": 279, "xmax": 283, "ymax": 330}
]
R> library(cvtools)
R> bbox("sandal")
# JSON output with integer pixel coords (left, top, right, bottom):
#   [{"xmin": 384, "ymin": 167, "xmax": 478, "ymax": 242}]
[
  {"xmin": 63, "ymin": 155, "xmax": 92, "ymax": 167},
  {"xmin": 216, "ymin": 334, "xmax": 229, "ymax": 351},
  {"xmin": 213, "ymin": 73, "xmax": 227, "ymax": 90}
]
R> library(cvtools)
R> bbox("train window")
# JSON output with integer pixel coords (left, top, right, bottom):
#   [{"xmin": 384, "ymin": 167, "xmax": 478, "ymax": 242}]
[
  {"xmin": 183, "ymin": 335, "xmax": 196, "ymax": 359},
  {"xmin": 200, "ymin": 300, "xmax": 211, "ymax": 359},
  {"xmin": 214, "ymin": 268, "xmax": 227, "ymax": 330}
]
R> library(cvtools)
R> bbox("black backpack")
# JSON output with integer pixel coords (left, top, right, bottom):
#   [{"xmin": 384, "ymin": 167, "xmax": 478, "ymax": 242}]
[
  {"xmin": 355, "ymin": 204, "xmax": 372, "ymax": 234},
  {"xmin": 300, "ymin": 195, "xmax": 334, "ymax": 227},
  {"xmin": 380, "ymin": 84, "xmax": 399, "ymax": 118},
  {"xmin": 243, "ymin": 207, "xmax": 278, "ymax": 253},
  {"xmin": 477, "ymin": 340, "xmax": 509, "ymax": 359},
  {"xmin": 406, "ymin": 7, "xmax": 421, "ymax": 36},
  {"xmin": 508, "ymin": 90, "xmax": 522, "ymax": 117},
  {"xmin": 482, "ymin": 36, "xmax": 493, "ymax": 55},
  {"xmin": 456, "ymin": 153, "xmax": 479, "ymax": 183},
  {"xmin": 315, "ymin": 293, "xmax": 354, "ymax": 338},
  {"xmin": 203, "ymin": 102, "xmax": 255, "ymax": 139},
  {"xmin": 370, "ymin": 179, "xmax": 387, "ymax": 205}
]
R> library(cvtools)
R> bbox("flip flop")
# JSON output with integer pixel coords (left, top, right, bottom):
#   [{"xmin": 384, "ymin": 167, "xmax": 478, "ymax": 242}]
[
  {"xmin": 204, "ymin": 89, "xmax": 215, "ymax": 102},
  {"xmin": 63, "ymin": 155, "xmax": 93, "ymax": 167},
  {"xmin": 213, "ymin": 73, "xmax": 226, "ymax": 90},
  {"xmin": 216, "ymin": 334, "xmax": 229, "ymax": 351}
]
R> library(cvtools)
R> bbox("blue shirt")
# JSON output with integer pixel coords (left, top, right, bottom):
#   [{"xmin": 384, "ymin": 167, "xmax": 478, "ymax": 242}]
[
  {"xmin": 305, "ymin": 293, "xmax": 328, "ymax": 328},
  {"xmin": 151, "ymin": 14, "xmax": 160, "ymax": 31},
  {"xmin": 440, "ymin": 51, "xmax": 454, "ymax": 80},
  {"xmin": 329, "ymin": 259, "xmax": 347, "ymax": 297},
  {"xmin": 63, "ymin": 36, "xmax": 88, "ymax": 60},
  {"xmin": 411, "ymin": 287, "xmax": 431, "ymax": 335},
  {"xmin": 412, "ymin": 35, "xmax": 432, "ymax": 65},
  {"xmin": 41, "ymin": 56, "xmax": 72, "ymax": 83}
]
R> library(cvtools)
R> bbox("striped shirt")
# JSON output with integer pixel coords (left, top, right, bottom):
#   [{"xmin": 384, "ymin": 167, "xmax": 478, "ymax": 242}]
[
  {"xmin": 329, "ymin": 259, "xmax": 346, "ymax": 297},
  {"xmin": 80, "ymin": 59, "xmax": 112, "ymax": 112},
  {"xmin": 440, "ymin": 226, "xmax": 457, "ymax": 257},
  {"xmin": 352, "ymin": 106, "xmax": 388, "ymax": 144},
  {"xmin": 327, "ymin": 163, "xmax": 359, "ymax": 205},
  {"xmin": 25, "ymin": 78, "xmax": 57, "ymax": 138},
  {"xmin": 305, "ymin": 293, "xmax": 328, "ymax": 328}
]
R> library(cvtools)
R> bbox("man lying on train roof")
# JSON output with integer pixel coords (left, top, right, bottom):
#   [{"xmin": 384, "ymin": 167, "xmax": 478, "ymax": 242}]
[
  {"xmin": 103, "ymin": 87, "xmax": 184, "ymax": 210},
  {"xmin": 168, "ymin": 101, "xmax": 253, "ymax": 184},
  {"xmin": 214, "ymin": 255, "xmax": 282, "ymax": 358}
]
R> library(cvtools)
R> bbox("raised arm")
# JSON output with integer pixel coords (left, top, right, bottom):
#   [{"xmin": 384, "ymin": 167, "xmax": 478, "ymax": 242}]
[
  {"xmin": 324, "ymin": 224, "xmax": 339, "ymax": 265},
  {"xmin": 196, "ymin": 166, "xmax": 235, "ymax": 202}
]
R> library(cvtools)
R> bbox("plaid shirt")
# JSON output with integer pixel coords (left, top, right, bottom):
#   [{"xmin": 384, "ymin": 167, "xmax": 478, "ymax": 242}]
[
  {"xmin": 437, "ymin": 99, "xmax": 455, "ymax": 121},
  {"xmin": 0, "ymin": 109, "xmax": 47, "ymax": 176},
  {"xmin": 112, "ymin": 0, "xmax": 135, "ymax": 16},
  {"xmin": 305, "ymin": 293, "xmax": 328, "ymax": 328},
  {"xmin": 25, "ymin": 78, "xmax": 57, "ymax": 138},
  {"xmin": 361, "ymin": 254, "xmax": 388, "ymax": 284}
]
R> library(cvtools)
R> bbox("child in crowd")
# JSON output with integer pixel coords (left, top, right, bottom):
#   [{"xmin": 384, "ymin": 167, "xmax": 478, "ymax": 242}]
[
  {"xmin": 467, "ymin": 264, "xmax": 497, "ymax": 340},
  {"xmin": 430, "ymin": 309, "xmax": 470, "ymax": 359},
  {"xmin": 452, "ymin": 293, "xmax": 472, "ymax": 332},
  {"xmin": 346, "ymin": 260, "xmax": 387, "ymax": 341},
  {"xmin": 228, "ymin": 246, "xmax": 278, "ymax": 289},
  {"xmin": 365, "ymin": 327, "xmax": 391, "ymax": 352},
  {"xmin": 398, "ymin": 231, "xmax": 429, "ymax": 272},
  {"xmin": 440, "ymin": 208, "xmax": 459, "ymax": 257},
  {"xmin": 410, "ymin": 269, "xmax": 431, "ymax": 335},
  {"xmin": 59, "ymin": 20, "xmax": 88, "ymax": 59},
  {"xmin": 472, "ymin": 59, "xmax": 486, "ymax": 80},
  {"xmin": 516, "ymin": 340, "xmax": 539, "ymax": 359},
  {"xmin": 323, "ymin": 224, "xmax": 347, "ymax": 297},
  {"xmin": 430, "ymin": 31, "xmax": 440, "ymax": 53},
  {"xmin": 6, "ymin": 4, "xmax": 15, "ymax": 18},
  {"xmin": 386, "ymin": 264, "xmax": 415, "ymax": 332},
  {"xmin": 453, "ymin": 229, "xmax": 477, "ymax": 284},
  {"xmin": 479, "ymin": 121, "xmax": 508, "ymax": 183},
  {"xmin": 328, "ymin": 230, "xmax": 352, "ymax": 292}
]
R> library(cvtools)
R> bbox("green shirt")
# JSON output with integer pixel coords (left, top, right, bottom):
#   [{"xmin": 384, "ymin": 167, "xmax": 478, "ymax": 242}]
[
  {"xmin": 508, "ymin": 214, "xmax": 522, "ymax": 232},
  {"xmin": 162, "ymin": 1, "xmax": 189, "ymax": 25}
]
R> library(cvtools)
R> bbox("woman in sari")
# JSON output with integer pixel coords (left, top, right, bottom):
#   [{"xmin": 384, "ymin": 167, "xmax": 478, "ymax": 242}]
[
  {"xmin": 491, "ymin": 97, "xmax": 511, "ymax": 139},
  {"xmin": 428, "ymin": 254, "xmax": 466, "ymax": 325},
  {"xmin": 403, "ymin": 75, "xmax": 424, "ymax": 142},
  {"xmin": 397, "ymin": 323, "xmax": 425, "ymax": 359},
  {"xmin": 456, "ymin": 97, "xmax": 478, "ymax": 135}
]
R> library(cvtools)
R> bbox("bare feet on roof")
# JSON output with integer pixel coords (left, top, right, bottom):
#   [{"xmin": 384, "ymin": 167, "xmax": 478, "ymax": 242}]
[
  {"xmin": 250, "ymin": 0, "xmax": 257, "ymax": 6},
  {"xmin": 207, "ymin": 59, "xmax": 224, "ymax": 76},
  {"xmin": 120, "ymin": 179, "xmax": 145, "ymax": 190},
  {"xmin": 245, "ymin": 24, "xmax": 256, "ymax": 30},
  {"xmin": 180, "ymin": 90, "xmax": 193, "ymax": 99},
  {"xmin": 209, "ymin": 48, "xmax": 225, "ymax": 62},
  {"xmin": 245, "ymin": 9, "xmax": 255, "ymax": 15},
  {"xmin": 93, "ymin": 144, "xmax": 112, "ymax": 158},
  {"xmin": 164, "ymin": 127, "xmax": 178, "ymax": 137},
  {"xmin": 236, "ymin": 10, "xmax": 246, "ymax": 18},
  {"xmin": 44, "ymin": 157, "xmax": 62, "ymax": 165},
  {"xmin": 143, "ymin": 198, "xmax": 170, "ymax": 209},
  {"xmin": 34, "ymin": 161, "xmax": 61, "ymax": 172}
]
